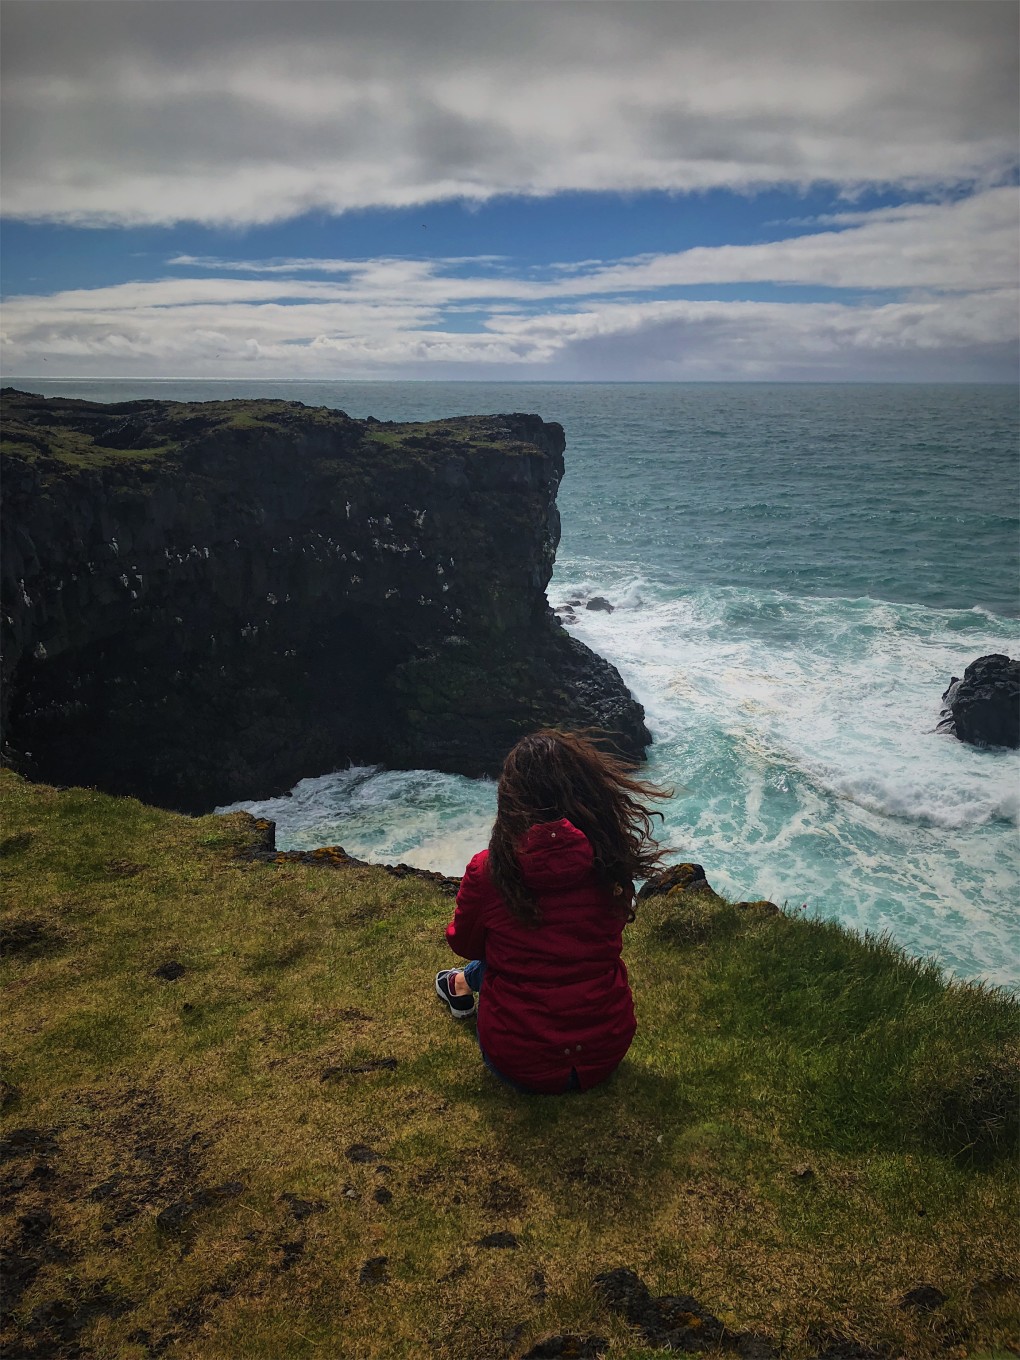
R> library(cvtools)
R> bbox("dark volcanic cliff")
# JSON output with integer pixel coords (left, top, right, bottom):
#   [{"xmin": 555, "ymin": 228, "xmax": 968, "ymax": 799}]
[{"xmin": 1, "ymin": 390, "xmax": 649, "ymax": 812}]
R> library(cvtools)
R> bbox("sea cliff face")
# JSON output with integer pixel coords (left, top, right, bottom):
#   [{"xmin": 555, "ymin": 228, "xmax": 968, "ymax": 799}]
[{"xmin": 0, "ymin": 390, "xmax": 649, "ymax": 812}]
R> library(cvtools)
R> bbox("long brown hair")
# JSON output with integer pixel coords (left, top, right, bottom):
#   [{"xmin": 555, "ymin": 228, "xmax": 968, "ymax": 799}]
[{"xmin": 487, "ymin": 728, "xmax": 669, "ymax": 925}]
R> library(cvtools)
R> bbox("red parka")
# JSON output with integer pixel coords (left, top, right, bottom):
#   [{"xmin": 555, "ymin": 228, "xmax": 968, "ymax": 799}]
[{"xmin": 445, "ymin": 818, "xmax": 636, "ymax": 1093}]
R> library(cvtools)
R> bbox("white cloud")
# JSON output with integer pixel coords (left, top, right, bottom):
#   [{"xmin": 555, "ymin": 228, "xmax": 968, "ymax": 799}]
[
  {"xmin": 487, "ymin": 290, "xmax": 1020, "ymax": 380},
  {"xmin": 5, "ymin": 287, "xmax": 1013, "ymax": 381},
  {"xmin": 3, "ymin": 190, "xmax": 1014, "ymax": 381},
  {"xmin": 155, "ymin": 190, "xmax": 1017, "ymax": 299},
  {"xmin": 1, "ymin": 0, "xmax": 1016, "ymax": 226}
]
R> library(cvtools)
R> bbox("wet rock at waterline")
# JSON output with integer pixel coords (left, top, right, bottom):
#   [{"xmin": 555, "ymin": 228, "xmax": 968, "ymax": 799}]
[{"xmin": 938, "ymin": 654, "xmax": 1019, "ymax": 749}]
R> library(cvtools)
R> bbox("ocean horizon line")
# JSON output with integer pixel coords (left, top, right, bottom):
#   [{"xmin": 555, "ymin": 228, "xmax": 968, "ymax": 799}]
[{"xmin": 5, "ymin": 376, "xmax": 1017, "ymax": 388}]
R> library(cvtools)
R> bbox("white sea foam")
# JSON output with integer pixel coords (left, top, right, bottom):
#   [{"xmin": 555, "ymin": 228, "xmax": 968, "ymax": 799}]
[
  {"xmin": 217, "ymin": 765, "xmax": 495, "ymax": 878},
  {"xmin": 551, "ymin": 569, "xmax": 1020, "ymax": 988}
]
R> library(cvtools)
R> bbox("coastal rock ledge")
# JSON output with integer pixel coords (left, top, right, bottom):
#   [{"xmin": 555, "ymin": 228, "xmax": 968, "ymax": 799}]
[{"xmin": 0, "ymin": 390, "xmax": 649, "ymax": 812}]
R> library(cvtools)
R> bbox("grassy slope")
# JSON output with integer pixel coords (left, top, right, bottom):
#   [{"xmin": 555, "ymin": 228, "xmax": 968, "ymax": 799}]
[{"xmin": 1, "ymin": 770, "xmax": 1017, "ymax": 1360}]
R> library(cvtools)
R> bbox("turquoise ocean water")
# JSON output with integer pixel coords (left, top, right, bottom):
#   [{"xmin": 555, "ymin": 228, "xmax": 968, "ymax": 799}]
[{"xmin": 14, "ymin": 380, "xmax": 1020, "ymax": 988}]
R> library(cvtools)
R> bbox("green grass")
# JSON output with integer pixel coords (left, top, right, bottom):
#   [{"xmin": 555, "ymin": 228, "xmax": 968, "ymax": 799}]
[
  {"xmin": 1, "ymin": 769, "xmax": 1017, "ymax": 1360},
  {"xmin": 1, "ymin": 431, "xmax": 174, "ymax": 468},
  {"xmin": 363, "ymin": 418, "xmax": 527, "ymax": 458},
  {"xmin": 1, "ymin": 396, "xmax": 534, "ymax": 478}
]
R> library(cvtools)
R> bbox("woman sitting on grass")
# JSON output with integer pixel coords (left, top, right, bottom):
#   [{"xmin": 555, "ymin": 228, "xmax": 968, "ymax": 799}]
[{"xmin": 435, "ymin": 728, "xmax": 667, "ymax": 1095}]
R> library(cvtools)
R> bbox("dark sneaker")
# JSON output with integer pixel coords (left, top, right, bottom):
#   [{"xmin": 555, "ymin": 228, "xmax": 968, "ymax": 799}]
[{"xmin": 435, "ymin": 969, "xmax": 476, "ymax": 1019}]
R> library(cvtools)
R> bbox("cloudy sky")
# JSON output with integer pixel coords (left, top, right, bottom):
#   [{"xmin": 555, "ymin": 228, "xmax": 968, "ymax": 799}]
[{"xmin": 2, "ymin": 0, "xmax": 1017, "ymax": 381}]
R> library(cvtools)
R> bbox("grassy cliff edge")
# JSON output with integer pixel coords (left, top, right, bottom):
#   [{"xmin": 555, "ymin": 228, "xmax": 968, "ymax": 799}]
[{"xmin": 1, "ymin": 770, "xmax": 1017, "ymax": 1360}]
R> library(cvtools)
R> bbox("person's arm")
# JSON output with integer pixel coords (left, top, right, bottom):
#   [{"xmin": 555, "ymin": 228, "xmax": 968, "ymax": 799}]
[{"xmin": 445, "ymin": 852, "xmax": 490, "ymax": 961}]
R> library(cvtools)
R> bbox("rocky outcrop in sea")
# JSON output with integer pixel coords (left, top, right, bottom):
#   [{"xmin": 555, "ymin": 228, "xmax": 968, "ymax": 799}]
[
  {"xmin": 1, "ymin": 390, "xmax": 649, "ymax": 812},
  {"xmin": 938, "ymin": 653, "xmax": 1020, "ymax": 750}
]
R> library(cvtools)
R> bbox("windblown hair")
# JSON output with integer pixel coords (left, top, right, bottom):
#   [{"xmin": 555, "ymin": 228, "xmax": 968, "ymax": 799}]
[{"xmin": 487, "ymin": 728, "xmax": 669, "ymax": 925}]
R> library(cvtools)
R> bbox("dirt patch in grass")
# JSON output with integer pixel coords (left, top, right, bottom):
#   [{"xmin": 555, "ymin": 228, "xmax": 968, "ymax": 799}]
[
  {"xmin": 0, "ymin": 917, "xmax": 67, "ymax": 959},
  {"xmin": 0, "ymin": 832, "xmax": 33, "ymax": 857},
  {"xmin": 595, "ymin": 1265, "xmax": 776, "ymax": 1355}
]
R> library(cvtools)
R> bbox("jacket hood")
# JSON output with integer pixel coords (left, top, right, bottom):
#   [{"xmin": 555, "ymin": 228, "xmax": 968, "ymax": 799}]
[{"xmin": 516, "ymin": 819, "xmax": 594, "ymax": 890}]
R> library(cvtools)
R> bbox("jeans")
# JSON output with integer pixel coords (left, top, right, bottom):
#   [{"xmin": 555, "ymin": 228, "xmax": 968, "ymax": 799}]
[{"xmin": 459, "ymin": 960, "xmax": 581, "ymax": 1096}]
